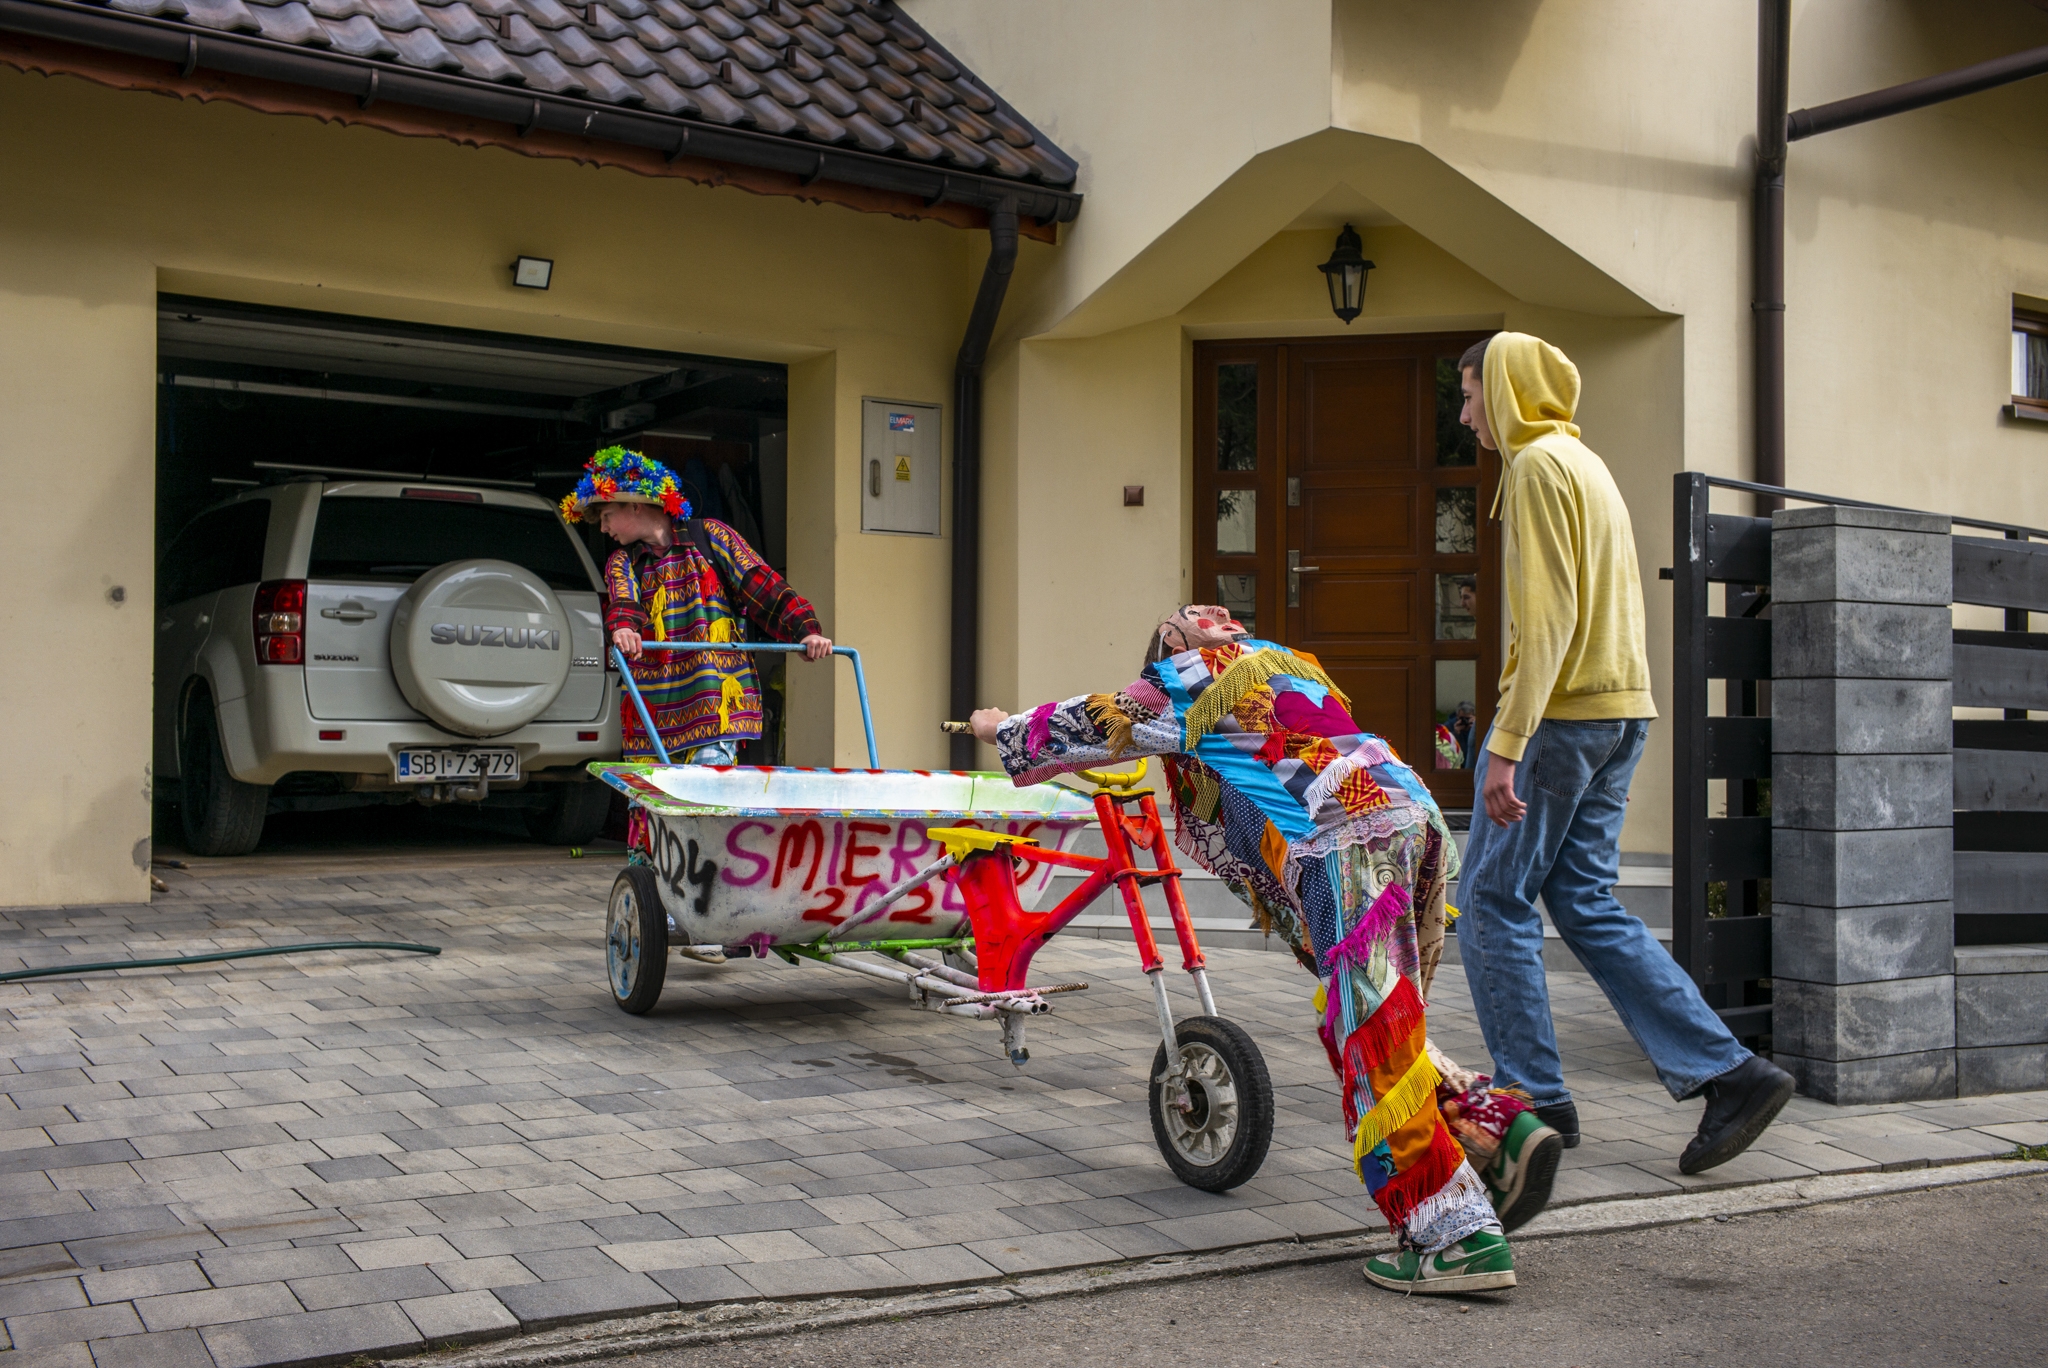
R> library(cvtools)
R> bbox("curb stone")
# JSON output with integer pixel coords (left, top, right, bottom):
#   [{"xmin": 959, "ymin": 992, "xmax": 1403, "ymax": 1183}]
[{"xmin": 380, "ymin": 1157, "xmax": 2048, "ymax": 1368}]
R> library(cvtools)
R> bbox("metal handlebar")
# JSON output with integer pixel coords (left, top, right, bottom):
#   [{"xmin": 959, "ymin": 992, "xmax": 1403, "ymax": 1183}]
[{"xmin": 609, "ymin": 641, "xmax": 879, "ymax": 769}]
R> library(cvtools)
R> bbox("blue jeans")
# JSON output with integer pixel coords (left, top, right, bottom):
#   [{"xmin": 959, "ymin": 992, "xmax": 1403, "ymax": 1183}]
[{"xmin": 1458, "ymin": 719, "xmax": 1748, "ymax": 1103}]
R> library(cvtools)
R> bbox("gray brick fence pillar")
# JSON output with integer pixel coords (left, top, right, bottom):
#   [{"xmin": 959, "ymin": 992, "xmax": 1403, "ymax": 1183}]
[{"xmin": 1770, "ymin": 506, "xmax": 1956, "ymax": 1103}]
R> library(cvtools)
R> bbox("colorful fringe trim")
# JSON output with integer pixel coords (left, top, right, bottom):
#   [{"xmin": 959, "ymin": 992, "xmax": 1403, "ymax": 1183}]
[
  {"xmin": 1181, "ymin": 648, "xmax": 1352, "ymax": 747},
  {"xmin": 1350, "ymin": 1048, "xmax": 1442, "ymax": 1167},
  {"xmin": 1372, "ymin": 1122, "xmax": 1468, "ymax": 1228},
  {"xmin": 1325, "ymin": 978, "xmax": 1426, "ymax": 1132},
  {"xmin": 1084, "ymin": 693, "xmax": 1138, "ymax": 758},
  {"xmin": 1324, "ymin": 881, "xmax": 1411, "ymax": 975}
]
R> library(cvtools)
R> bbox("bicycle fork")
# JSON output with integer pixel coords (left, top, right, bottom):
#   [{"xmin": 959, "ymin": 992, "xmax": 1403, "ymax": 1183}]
[{"xmin": 1095, "ymin": 790, "xmax": 1216, "ymax": 1101}]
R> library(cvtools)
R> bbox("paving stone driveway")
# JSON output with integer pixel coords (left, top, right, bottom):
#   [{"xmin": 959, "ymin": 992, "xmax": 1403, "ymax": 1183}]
[{"xmin": 2, "ymin": 856, "xmax": 2043, "ymax": 1368}]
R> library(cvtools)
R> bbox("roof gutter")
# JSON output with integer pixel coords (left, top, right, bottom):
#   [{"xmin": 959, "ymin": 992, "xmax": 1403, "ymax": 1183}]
[
  {"xmin": 947, "ymin": 202, "xmax": 1018, "ymax": 770},
  {"xmin": 0, "ymin": 0, "xmax": 1081, "ymax": 224}
]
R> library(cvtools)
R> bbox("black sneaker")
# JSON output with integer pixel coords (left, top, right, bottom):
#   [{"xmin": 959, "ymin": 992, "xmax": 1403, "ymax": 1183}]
[
  {"xmin": 1534, "ymin": 1099, "xmax": 1580, "ymax": 1149},
  {"xmin": 1679, "ymin": 1055, "xmax": 1795, "ymax": 1175}
]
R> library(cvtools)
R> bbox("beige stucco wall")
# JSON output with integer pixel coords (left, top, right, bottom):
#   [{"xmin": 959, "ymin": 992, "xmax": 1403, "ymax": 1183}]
[
  {"xmin": 0, "ymin": 65, "xmax": 993, "ymax": 905},
  {"xmin": 918, "ymin": 0, "xmax": 2048, "ymax": 855}
]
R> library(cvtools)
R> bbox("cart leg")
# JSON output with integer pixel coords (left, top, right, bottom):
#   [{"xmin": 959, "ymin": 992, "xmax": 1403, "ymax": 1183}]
[{"xmin": 1000, "ymin": 1012, "xmax": 1030, "ymax": 1067}]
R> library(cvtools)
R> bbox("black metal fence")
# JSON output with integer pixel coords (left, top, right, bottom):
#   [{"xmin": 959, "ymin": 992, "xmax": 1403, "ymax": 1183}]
[
  {"xmin": 1672, "ymin": 475, "xmax": 2048, "ymax": 1045},
  {"xmin": 1670, "ymin": 473, "xmax": 1775, "ymax": 1039}
]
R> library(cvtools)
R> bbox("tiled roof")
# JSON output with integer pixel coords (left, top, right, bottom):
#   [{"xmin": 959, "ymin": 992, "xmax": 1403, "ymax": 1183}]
[{"xmin": 62, "ymin": 0, "xmax": 1077, "ymax": 187}]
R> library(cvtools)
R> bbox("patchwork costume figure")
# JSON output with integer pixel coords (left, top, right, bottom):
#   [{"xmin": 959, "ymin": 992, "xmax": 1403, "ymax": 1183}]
[
  {"xmin": 989, "ymin": 608, "xmax": 1555, "ymax": 1292},
  {"xmin": 560, "ymin": 448, "xmax": 822, "ymax": 767}
]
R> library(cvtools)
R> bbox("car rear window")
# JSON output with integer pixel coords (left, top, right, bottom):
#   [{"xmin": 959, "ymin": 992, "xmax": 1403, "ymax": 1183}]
[
  {"xmin": 160, "ymin": 501, "xmax": 273, "ymax": 605},
  {"xmin": 308, "ymin": 496, "xmax": 597, "ymax": 592}
]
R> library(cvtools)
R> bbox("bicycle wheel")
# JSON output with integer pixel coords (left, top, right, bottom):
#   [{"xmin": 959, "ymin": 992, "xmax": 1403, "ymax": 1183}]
[{"xmin": 1148, "ymin": 1015, "xmax": 1274, "ymax": 1192}]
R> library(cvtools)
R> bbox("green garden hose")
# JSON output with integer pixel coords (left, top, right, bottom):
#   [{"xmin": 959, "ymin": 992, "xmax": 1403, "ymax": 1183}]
[{"xmin": 0, "ymin": 941, "xmax": 441, "ymax": 983}]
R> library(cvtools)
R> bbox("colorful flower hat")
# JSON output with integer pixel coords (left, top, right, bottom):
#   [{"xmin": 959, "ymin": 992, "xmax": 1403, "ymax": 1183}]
[{"xmin": 558, "ymin": 446, "xmax": 691, "ymax": 523}]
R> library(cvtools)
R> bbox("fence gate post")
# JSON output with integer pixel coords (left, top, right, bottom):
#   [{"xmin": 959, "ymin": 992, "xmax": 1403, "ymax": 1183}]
[
  {"xmin": 1671, "ymin": 474, "xmax": 1775, "ymax": 1038},
  {"xmin": 1770, "ymin": 505, "xmax": 1955, "ymax": 1103}
]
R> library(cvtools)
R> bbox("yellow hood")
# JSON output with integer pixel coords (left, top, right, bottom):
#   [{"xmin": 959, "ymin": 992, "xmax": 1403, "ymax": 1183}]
[{"xmin": 1483, "ymin": 332, "xmax": 1582, "ymax": 459}]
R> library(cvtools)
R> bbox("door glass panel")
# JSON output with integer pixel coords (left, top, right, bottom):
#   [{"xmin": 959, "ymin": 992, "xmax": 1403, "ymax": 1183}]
[
  {"xmin": 1433, "ymin": 659, "xmax": 1478, "ymax": 769},
  {"xmin": 1434, "ymin": 487, "xmax": 1476, "ymax": 555},
  {"xmin": 1216, "ymin": 489, "xmax": 1256, "ymax": 554},
  {"xmin": 1435, "ymin": 572, "xmax": 1477, "ymax": 639},
  {"xmin": 1435, "ymin": 358, "xmax": 1478, "ymax": 467},
  {"xmin": 1217, "ymin": 573, "xmax": 1256, "ymax": 636},
  {"xmin": 1217, "ymin": 363, "xmax": 1258, "ymax": 470}
]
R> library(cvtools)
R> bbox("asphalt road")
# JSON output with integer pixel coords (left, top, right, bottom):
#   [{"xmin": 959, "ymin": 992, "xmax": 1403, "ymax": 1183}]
[{"xmin": 625, "ymin": 1173, "xmax": 2047, "ymax": 1368}]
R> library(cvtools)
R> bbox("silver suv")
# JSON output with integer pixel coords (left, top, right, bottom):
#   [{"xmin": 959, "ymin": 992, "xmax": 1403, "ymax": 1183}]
[{"xmin": 156, "ymin": 477, "xmax": 620, "ymax": 856}]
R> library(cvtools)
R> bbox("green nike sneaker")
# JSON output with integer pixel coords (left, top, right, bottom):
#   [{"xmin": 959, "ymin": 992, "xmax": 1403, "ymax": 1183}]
[
  {"xmin": 1363, "ymin": 1230, "xmax": 1516, "ymax": 1294},
  {"xmin": 1485, "ymin": 1110, "xmax": 1564, "ymax": 1234}
]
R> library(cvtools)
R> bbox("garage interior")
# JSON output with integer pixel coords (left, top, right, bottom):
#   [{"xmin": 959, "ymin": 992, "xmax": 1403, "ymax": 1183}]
[{"xmin": 154, "ymin": 295, "xmax": 790, "ymax": 856}]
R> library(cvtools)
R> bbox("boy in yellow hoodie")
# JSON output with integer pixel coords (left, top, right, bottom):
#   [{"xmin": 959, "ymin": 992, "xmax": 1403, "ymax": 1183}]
[{"xmin": 1455, "ymin": 333, "xmax": 1794, "ymax": 1176}]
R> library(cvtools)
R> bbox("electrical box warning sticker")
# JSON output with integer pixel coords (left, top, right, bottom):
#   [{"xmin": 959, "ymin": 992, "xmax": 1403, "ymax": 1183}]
[{"xmin": 894, "ymin": 456, "xmax": 912, "ymax": 482}]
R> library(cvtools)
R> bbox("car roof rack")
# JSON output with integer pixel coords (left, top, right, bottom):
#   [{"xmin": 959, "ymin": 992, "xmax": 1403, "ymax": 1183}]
[{"xmin": 250, "ymin": 461, "xmax": 535, "ymax": 490}]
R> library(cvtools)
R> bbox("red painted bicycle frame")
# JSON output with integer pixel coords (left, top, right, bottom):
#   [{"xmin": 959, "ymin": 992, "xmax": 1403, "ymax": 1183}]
[{"xmin": 954, "ymin": 789, "xmax": 1207, "ymax": 993}]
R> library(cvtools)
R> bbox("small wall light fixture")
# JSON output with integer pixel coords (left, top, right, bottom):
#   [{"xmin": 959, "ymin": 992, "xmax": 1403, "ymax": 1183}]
[
  {"xmin": 1318, "ymin": 224, "xmax": 1374, "ymax": 324},
  {"xmin": 511, "ymin": 255, "xmax": 554, "ymax": 290}
]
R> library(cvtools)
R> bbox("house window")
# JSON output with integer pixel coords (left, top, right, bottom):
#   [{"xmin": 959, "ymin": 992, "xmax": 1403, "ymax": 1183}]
[{"xmin": 2015, "ymin": 306, "xmax": 2048, "ymax": 421}]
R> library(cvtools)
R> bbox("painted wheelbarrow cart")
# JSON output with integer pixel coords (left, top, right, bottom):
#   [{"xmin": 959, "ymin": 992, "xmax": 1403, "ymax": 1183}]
[{"xmin": 593, "ymin": 641, "xmax": 1274, "ymax": 1191}]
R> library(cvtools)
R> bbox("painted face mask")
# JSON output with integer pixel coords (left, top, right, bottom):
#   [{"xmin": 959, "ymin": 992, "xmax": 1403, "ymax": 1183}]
[{"xmin": 1156, "ymin": 604, "xmax": 1249, "ymax": 655}]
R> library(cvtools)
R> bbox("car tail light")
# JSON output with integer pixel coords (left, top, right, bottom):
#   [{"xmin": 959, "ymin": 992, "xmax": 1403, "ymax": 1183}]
[
  {"xmin": 254, "ymin": 580, "xmax": 306, "ymax": 666},
  {"xmin": 578, "ymin": 731, "xmax": 600, "ymax": 742},
  {"xmin": 318, "ymin": 730, "xmax": 345, "ymax": 741}
]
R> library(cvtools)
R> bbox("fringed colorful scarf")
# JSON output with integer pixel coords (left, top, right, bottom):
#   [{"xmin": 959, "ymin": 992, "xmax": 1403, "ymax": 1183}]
[{"xmin": 1181, "ymin": 647, "xmax": 1352, "ymax": 748}]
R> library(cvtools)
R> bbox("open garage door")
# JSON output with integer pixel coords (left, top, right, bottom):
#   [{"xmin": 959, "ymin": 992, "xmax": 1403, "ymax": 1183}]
[{"xmin": 154, "ymin": 297, "xmax": 790, "ymax": 861}]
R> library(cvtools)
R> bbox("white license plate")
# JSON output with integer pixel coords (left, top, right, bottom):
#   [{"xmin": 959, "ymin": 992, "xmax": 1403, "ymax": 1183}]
[{"xmin": 395, "ymin": 749, "xmax": 519, "ymax": 783}]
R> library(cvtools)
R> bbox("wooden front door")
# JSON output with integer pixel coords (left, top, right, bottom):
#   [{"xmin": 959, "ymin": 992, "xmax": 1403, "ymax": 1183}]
[{"xmin": 1192, "ymin": 334, "xmax": 1500, "ymax": 808}]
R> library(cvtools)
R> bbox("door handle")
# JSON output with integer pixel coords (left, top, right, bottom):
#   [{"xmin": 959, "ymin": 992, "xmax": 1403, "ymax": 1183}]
[
  {"xmin": 321, "ymin": 605, "xmax": 379, "ymax": 623},
  {"xmin": 869, "ymin": 459, "xmax": 881, "ymax": 498},
  {"xmin": 1287, "ymin": 551, "xmax": 1320, "ymax": 608}
]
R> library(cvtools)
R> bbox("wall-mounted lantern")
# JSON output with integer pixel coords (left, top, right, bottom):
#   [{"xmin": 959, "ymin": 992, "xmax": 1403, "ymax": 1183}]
[{"xmin": 1318, "ymin": 224, "xmax": 1374, "ymax": 324}]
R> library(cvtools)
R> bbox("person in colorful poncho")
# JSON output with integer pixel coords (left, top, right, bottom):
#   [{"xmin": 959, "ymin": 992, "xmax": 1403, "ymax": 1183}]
[
  {"xmin": 560, "ymin": 447, "xmax": 830, "ymax": 771},
  {"xmin": 969, "ymin": 606, "xmax": 1561, "ymax": 1294}
]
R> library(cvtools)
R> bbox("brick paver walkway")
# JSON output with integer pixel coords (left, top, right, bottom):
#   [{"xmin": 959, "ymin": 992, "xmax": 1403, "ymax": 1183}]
[{"xmin": 3, "ymin": 856, "xmax": 2043, "ymax": 1367}]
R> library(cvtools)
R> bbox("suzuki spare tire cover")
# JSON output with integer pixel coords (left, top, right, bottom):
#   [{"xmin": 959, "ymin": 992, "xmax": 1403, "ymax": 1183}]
[{"xmin": 390, "ymin": 560, "xmax": 573, "ymax": 737}]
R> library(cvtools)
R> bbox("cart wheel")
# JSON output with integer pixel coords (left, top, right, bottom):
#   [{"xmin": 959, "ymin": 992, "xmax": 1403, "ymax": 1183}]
[
  {"xmin": 607, "ymin": 866, "xmax": 668, "ymax": 1015},
  {"xmin": 1148, "ymin": 1016, "xmax": 1273, "ymax": 1192}
]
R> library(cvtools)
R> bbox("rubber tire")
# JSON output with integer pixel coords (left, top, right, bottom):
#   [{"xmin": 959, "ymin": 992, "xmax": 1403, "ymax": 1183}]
[
  {"xmin": 607, "ymin": 865, "xmax": 669, "ymax": 1015},
  {"xmin": 179, "ymin": 693, "xmax": 269, "ymax": 857},
  {"xmin": 1148, "ymin": 1015, "xmax": 1275, "ymax": 1193},
  {"xmin": 526, "ymin": 780, "xmax": 613, "ymax": 845}
]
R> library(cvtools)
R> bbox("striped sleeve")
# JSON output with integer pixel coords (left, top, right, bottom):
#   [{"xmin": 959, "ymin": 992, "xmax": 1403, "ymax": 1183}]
[{"xmin": 602, "ymin": 547, "xmax": 646, "ymax": 635}]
